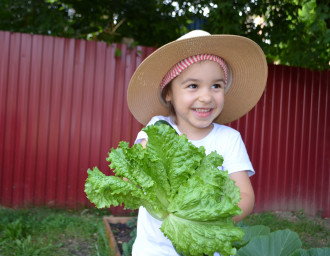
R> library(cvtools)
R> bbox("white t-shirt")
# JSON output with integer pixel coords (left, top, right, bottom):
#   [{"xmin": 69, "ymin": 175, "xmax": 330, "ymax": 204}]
[{"xmin": 132, "ymin": 115, "xmax": 254, "ymax": 256}]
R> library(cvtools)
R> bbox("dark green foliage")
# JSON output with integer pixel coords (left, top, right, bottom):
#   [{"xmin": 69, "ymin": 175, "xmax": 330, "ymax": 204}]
[{"xmin": 0, "ymin": 0, "xmax": 328, "ymax": 70}]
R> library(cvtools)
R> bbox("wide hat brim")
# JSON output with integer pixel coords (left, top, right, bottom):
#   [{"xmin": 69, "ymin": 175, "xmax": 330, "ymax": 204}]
[{"xmin": 127, "ymin": 34, "xmax": 268, "ymax": 125}]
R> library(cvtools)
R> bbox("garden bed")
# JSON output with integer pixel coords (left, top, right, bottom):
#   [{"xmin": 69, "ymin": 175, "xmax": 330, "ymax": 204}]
[{"xmin": 103, "ymin": 216, "xmax": 136, "ymax": 256}]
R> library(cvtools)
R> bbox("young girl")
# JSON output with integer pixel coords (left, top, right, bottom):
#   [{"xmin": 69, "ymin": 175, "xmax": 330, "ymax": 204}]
[{"xmin": 126, "ymin": 30, "xmax": 268, "ymax": 256}]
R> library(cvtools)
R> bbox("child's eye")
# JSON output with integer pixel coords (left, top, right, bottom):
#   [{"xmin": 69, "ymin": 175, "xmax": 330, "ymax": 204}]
[
  {"xmin": 212, "ymin": 83, "xmax": 224, "ymax": 89},
  {"xmin": 188, "ymin": 84, "xmax": 198, "ymax": 89}
]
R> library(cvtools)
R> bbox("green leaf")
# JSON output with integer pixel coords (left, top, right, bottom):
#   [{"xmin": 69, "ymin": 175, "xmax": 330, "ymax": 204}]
[
  {"xmin": 115, "ymin": 48, "xmax": 122, "ymax": 57},
  {"xmin": 84, "ymin": 167, "xmax": 148, "ymax": 210},
  {"xmin": 237, "ymin": 229, "xmax": 302, "ymax": 256},
  {"xmin": 162, "ymin": 214, "xmax": 244, "ymax": 256},
  {"xmin": 167, "ymin": 152, "xmax": 240, "ymax": 221},
  {"xmin": 234, "ymin": 225, "xmax": 271, "ymax": 248},
  {"xmin": 143, "ymin": 124, "xmax": 205, "ymax": 199}
]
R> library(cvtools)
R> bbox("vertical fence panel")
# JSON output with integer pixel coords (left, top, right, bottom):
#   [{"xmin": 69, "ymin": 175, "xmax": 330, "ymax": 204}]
[
  {"xmin": 0, "ymin": 31, "xmax": 328, "ymax": 217},
  {"xmin": 229, "ymin": 65, "xmax": 329, "ymax": 217},
  {"xmin": 12, "ymin": 33, "xmax": 31, "ymax": 207},
  {"xmin": 66, "ymin": 39, "xmax": 85, "ymax": 207},
  {"xmin": 56, "ymin": 38, "xmax": 75, "ymax": 207},
  {"xmin": 24, "ymin": 34, "xmax": 43, "ymax": 206},
  {"xmin": 0, "ymin": 32, "xmax": 10, "ymax": 206},
  {"xmin": 2, "ymin": 32, "xmax": 21, "ymax": 206},
  {"xmin": 78, "ymin": 40, "xmax": 96, "ymax": 205}
]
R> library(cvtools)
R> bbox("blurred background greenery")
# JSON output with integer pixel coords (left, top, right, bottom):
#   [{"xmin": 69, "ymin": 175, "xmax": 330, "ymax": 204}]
[{"xmin": 0, "ymin": 0, "xmax": 329, "ymax": 70}]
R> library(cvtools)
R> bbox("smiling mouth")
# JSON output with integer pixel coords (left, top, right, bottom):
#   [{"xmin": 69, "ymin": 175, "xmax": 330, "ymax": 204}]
[
  {"xmin": 194, "ymin": 108, "xmax": 212, "ymax": 113},
  {"xmin": 192, "ymin": 108, "xmax": 214, "ymax": 118}
]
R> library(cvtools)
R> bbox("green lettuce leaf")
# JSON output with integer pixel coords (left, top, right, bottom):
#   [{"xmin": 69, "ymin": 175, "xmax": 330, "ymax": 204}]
[{"xmin": 85, "ymin": 124, "xmax": 244, "ymax": 256}]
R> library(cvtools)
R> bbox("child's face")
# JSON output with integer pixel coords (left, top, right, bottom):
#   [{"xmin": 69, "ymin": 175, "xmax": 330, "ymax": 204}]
[{"xmin": 165, "ymin": 60, "xmax": 225, "ymax": 136}]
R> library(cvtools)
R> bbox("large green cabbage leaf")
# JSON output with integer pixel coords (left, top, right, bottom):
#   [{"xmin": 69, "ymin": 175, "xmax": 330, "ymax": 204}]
[
  {"xmin": 235, "ymin": 225, "xmax": 330, "ymax": 256},
  {"xmin": 237, "ymin": 229, "xmax": 302, "ymax": 256},
  {"xmin": 85, "ymin": 124, "xmax": 244, "ymax": 256}
]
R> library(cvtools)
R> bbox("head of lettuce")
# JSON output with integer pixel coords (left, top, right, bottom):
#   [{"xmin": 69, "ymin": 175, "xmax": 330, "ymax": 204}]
[{"xmin": 85, "ymin": 124, "xmax": 244, "ymax": 256}]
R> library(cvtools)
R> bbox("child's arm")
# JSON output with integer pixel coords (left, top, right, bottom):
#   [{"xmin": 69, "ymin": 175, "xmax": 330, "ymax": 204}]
[{"xmin": 229, "ymin": 171, "xmax": 255, "ymax": 223}]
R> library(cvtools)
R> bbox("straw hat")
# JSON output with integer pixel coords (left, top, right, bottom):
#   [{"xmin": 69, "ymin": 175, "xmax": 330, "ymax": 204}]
[{"xmin": 127, "ymin": 30, "xmax": 268, "ymax": 125}]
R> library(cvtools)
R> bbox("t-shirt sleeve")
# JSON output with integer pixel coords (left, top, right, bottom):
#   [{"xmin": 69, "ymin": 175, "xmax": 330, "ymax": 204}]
[
  {"xmin": 222, "ymin": 131, "xmax": 255, "ymax": 177},
  {"xmin": 135, "ymin": 130, "xmax": 148, "ymax": 145}
]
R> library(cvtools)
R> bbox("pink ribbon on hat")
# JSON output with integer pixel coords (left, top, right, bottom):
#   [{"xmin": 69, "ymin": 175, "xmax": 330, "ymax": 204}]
[{"xmin": 160, "ymin": 54, "xmax": 228, "ymax": 90}]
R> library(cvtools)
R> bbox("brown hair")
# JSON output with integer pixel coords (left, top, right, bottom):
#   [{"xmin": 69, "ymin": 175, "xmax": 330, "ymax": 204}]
[{"xmin": 160, "ymin": 82, "xmax": 176, "ymax": 121}]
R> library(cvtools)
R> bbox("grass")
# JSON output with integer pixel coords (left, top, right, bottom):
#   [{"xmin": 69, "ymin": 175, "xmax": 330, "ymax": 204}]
[
  {"xmin": 0, "ymin": 207, "xmax": 111, "ymax": 256},
  {"xmin": 0, "ymin": 207, "xmax": 328, "ymax": 256}
]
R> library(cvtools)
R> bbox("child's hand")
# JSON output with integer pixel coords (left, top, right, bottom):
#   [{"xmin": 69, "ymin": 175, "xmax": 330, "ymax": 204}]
[{"xmin": 140, "ymin": 139, "xmax": 147, "ymax": 148}]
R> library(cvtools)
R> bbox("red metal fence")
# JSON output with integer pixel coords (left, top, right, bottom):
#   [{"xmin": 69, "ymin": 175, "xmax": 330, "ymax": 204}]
[{"xmin": 0, "ymin": 31, "xmax": 329, "ymax": 217}]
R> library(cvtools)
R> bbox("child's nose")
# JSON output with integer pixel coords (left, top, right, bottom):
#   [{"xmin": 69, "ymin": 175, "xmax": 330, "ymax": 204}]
[{"xmin": 198, "ymin": 89, "xmax": 212, "ymax": 102}]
